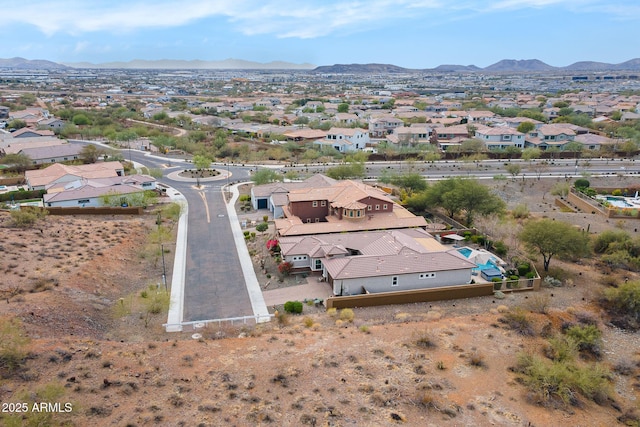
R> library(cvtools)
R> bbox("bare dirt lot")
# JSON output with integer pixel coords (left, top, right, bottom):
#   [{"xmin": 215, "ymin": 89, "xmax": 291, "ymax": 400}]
[{"xmin": 1, "ymin": 176, "xmax": 640, "ymax": 427}]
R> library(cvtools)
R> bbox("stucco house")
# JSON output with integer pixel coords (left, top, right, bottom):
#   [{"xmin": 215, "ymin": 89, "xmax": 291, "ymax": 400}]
[
  {"xmin": 278, "ymin": 228, "xmax": 476, "ymax": 295},
  {"xmin": 19, "ymin": 144, "xmax": 84, "ymax": 165},
  {"xmin": 25, "ymin": 161, "xmax": 125, "ymax": 191},
  {"xmin": 251, "ymin": 174, "xmax": 337, "ymax": 217},
  {"xmin": 474, "ymin": 127, "xmax": 525, "ymax": 150},
  {"xmin": 368, "ymin": 115, "xmax": 404, "ymax": 137},
  {"xmin": 274, "ymin": 178, "xmax": 427, "ymax": 236},
  {"xmin": 313, "ymin": 127, "xmax": 370, "ymax": 152},
  {"xmin": 43, "ymin": 174, "xmax": 156, "ymax": 208},
  {"xmin": 525, "ymin": 124, "xmax": 576, "ymax": 150}
]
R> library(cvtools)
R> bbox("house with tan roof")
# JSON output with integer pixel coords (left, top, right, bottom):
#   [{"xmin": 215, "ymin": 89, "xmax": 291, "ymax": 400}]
[
  {"xmin": 273, "ymin": 178, "xmax": 427, "ymax": 236},
  {"xmin": 25, "ymin": 161, "xmax": 125, "ymax": 190},
  {"xmin": 475, "ymin": 127, "xmax": 525, "ymax": 150},
  {"xmin": 278, "ymin": 228, "xmax": 476, "ymax": 295},
  {"xmin": 525, "ymin": 124, "xmax": 576, "ymax": 150},
  {"xmin": 43, "ymin": 174, "xmax": 156, "ymax": 208}
]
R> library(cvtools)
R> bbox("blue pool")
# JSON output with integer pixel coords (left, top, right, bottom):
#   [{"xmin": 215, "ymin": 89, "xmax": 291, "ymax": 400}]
[
  {"xmin": 457, "ymin": 247, "xmax": 472, "ymax": 258},
  {"xmin": 604, "ymin": 196, "xmax": 634, "ymax": 208}
]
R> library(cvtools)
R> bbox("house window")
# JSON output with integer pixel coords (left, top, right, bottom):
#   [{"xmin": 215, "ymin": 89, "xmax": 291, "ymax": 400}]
[
  {"xmin": 315, "ymin": 218, "xmax": 319, "ymax": 223},
  {"xmin": 349, "ymin": 210, "xmax": 354, "ymax": 217},
  {"xmin": 367, "ymin": 205, "xmax": 372, "ymax": 211},
  {"xmin": 419, "ymin": 273, "xmax": 436, "ymax": 279},
  {"xmin": 383, "ymin": 204, "xmax": 388, "ymax": 210},
  {"xmin": 78, "ymin": 199, "xmax": 90, "ymax": 204},
  {"xmin": 392, "ymin": 276, "xmax": 398, "ymax": 287},
  {"xmin": 321, "ymin": 200, "xmax": 326, "ymax": 207},
  {"xmin": 312, "ymin": 201, "xmax": 318, "ymax": 207},
  {"xmin": 315, "ymin": 259, "xmax": 322, "ymax": 270},
  {"xmin": 306, "ymin": 218, "xmax": 311, "ymax": 223},
  {"xmin": 375, "ymin": 205, "xmax": 380, "ymax": 210},
  {"xmin": 356, "ymin": 210, "xmax": 361, "ymax": 217}
]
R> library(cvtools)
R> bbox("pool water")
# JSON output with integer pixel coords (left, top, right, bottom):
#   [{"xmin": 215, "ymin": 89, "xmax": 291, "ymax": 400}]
[
  {"xmin": 604, "ymin": 196, "xmax": 634, "ymax": 208},
  {"xmin": 457, "ymin": 247, "xmax": 472, "ymax": 258}
]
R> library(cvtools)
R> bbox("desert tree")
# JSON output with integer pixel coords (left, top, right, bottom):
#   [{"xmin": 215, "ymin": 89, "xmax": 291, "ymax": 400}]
[{"xmin": 519, "ymin": 218, "xmax": 590, "ymax": 271}]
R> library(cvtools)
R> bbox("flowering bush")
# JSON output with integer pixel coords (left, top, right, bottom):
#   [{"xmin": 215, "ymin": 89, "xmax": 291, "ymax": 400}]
[{"xmin": 278, "ymin": 261, "xmax": 293, "ymax": 276}]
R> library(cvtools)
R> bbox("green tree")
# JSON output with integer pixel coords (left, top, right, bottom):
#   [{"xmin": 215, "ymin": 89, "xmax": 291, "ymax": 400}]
[
  {"xmin": 7, "ymin": 119, "xmax": 26, "ymax": 130},
  {"xmin": 79, "ymin": 144, "xmax": 102, "ymax": 163},
  {"xmin": 337, "ymin": 103, "xmax": 350, "ymax": 113},
  {"xmin": 192, "ymin": 154, "xmax": 211, "ymax": 170},
  {"xmin": 389, "ymin": 173, "xmax": 428, "ymax": 195},
  {"xmin": 251, "ymin": 168, "xmax": 283, "ymax": 185},
  {"xmin": 520, "ymin": 218, "xmax": 590, "ymax": 271},
  {"xmin": 521, "ymin": 147, "xmax": 541, "ymax": 162},
  {"xmin": 424, "ymin": 178, "xmax": 505, "ymax": 225},
  {"xmin": 0, "ymin": 153, "xmax": 32, "ymax": 172},
  {"xmin": 72, "ymin": 113, "xmax": 90, "ymax": 125},
  {"xmin": 505, "ymin": 163, "xmax": 521, "ymax": 180},
  {"xmin": 256, "ymin": 222, "xmax": 269, "ymax": 234},
  {"xmin": 325, "ymin": 163, "xmax": 365, "ymax": 179},
  {"xmin": 517, "ymin": 121, "xmax": 535, "ymax": 134}
]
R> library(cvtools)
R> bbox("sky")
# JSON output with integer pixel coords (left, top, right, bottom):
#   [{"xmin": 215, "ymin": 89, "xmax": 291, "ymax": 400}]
[{"xmin": 1, "ymin": 0, "xmax": 639, "ymax": 68}]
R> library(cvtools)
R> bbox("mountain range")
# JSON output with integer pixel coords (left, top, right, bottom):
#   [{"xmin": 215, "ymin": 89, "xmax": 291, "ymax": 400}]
[{"xmin": 1, "ymin": 57, "xmax": 640, "ymax": 73}]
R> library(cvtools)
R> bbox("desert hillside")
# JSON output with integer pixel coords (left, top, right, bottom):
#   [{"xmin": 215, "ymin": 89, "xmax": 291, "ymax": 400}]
[{"xmin": 1, "ymin": 176, "xmax": 640, "ymax": 426}]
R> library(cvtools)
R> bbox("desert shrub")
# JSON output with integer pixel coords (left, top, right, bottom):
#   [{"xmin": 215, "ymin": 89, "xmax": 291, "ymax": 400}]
[
  {"xmin": 574, "ymin": 178, "xmax": 590, "ymax": 189},
  {"xmin": 543, "ymin": 276, "xmax": 562, "ymax": 287},
  {"xmin": 339, "ymin": 308, "xmax": 355, "ymax": 322},
  {"xmin": 326, "ymin": 307, "xmax": 337, "ymax": 317},
  {"xmin": 492, "ymin": 241, "xmax": 508, "ymax": 256},
  {"xmin": 517, "ymin": 263, "xmax": 531, "ymax": 276},
  {"xmin": 593, "ymin": 229, "xmax": 630, "ymax": 254},
  {"xmin": 415, "ymin": 334, "xmax": 436, "ymax": 349},
  {"xmin": 551, "ymin": 182, "xmax": 570, "ymax": 197},
  {"xmin": 612, "ymin": 189, "xmax": 623, "ymax": 196},
  {"xmin": 303, "ymin": 316, "xmax": 314, "ymax": 328},
  {"xmin": 283, "ymin": 301, "xmax": 303, "ymax": 314},
  {"xmin": 512, "ymin": 203, "xmax": 530, "ymax": 219},
  {"xmin": 0, "ymin": 317, "xmax": 30, "ymax": 376},
  {"xmin": 9, "ymin": 208, "xmax": 48, "ymax": 228},
  {"xmin": 278, "ymin": 261, "xmax": 293, "ymax": 276},
  {"xmin": 525, "ymin": 271, "xmax": 537, "ymax": 279},
  {"xmin": 239, "ymin": 195, "xmax": 251, "ymax": 202},
  {"xmin": 144, "ymin": 288, "xmax": 171, "ymax": 315},
  {"xmin": 526, "ymin": 293, "xmax": 551, "ymax": 314},
  {"xmin": 565, "ymin": 324, "xmax": 602, "ymax": 359},
  {"xmin": 500, "ymin": 309, "xmax": 535, "ymax": 336},
  {"xmin": 468, "ymin": 352, "xmax": 486, "ymax": 368},
  {"xmin": 545, "ymin": 335, "xmax": 578, "ymax": 362},
  {"xmin": 601, "ymin": 280, "xmax": 640, "ymax": 330},
  {"xmin": 514, "ymin": 353, "xmax": 611, "ymax": 407},
  {"xmin": 256, "ymin": 222, "xmax": 268, "ymax": 233}
]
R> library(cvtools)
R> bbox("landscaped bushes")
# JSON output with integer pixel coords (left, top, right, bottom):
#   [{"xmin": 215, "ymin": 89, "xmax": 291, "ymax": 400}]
[
  {"xmin": 0, "ymin": 189, "xmax": 45, "ymax": 202},
  {"xmin": 283, "ymin": 301, "xmax": 303, "ymax": 314}
]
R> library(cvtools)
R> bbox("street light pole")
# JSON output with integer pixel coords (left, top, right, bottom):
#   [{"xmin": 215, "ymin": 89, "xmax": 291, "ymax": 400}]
[{"xmin": 161, "ymin": 243, "xmax": 167, "ymax": 292}]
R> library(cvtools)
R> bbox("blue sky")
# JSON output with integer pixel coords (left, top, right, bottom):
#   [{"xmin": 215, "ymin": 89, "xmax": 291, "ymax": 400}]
[{"xmin": 2, "ymin": 0, "xmax": 639, "ymax": 68}]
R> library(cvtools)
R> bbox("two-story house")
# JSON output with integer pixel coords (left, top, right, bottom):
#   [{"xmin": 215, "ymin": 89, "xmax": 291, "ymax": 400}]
[
  {"xmin": 525, "ymin": 124, "xmax": 576, "ymax": 150},
  {"xmin": 368, "ymin": 115, "xmax": 404, "ymax": 137},
  {"xmin": 313, "ymin": 128, "xmax": 370, "ymax": 152},
  {"xmin": 474, "ymin": 127, "xmax": 525, "ymax": 150}
]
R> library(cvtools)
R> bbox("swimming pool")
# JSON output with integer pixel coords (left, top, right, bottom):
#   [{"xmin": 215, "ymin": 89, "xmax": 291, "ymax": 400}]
[
  {"xmin": 456, "ymin": 247, "xmax": 500, "ymax": 272},
  {"xmin": 457, "ymin": 247, "xmax": 472, "ymax": 258},
  {"xmin": 604, "ymin": 196, "xmax": 634, "ymax": 208}
]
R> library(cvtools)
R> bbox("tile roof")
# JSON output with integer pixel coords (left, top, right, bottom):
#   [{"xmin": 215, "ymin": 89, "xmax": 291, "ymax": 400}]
[
  {"xmin": 323, "ymin": 250, "xmax": 476, "ymax": 280},
  {"xmin": 25, "ymin": 161, "xmax": 124, "ymax": 188}
]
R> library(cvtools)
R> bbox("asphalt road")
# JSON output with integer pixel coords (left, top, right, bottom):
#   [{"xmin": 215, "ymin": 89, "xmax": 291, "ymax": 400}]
[{"xmin": 123, "ymin": 150, "xmax": 255, "ymax": 321}]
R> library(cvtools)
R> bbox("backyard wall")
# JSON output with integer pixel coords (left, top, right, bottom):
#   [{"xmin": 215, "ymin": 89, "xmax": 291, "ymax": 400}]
[
  {"xmin": 325, "ymin": 283, "xmax": 495, "ymax": 309},
  {"xmin": 45, "ymin": 206, "xmax": 144, "ymax": 215}
]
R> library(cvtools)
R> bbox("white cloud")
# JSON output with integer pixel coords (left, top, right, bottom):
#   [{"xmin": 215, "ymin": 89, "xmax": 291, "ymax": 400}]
[{"xmin": 1, "ymin": 0, "xmax": 637, "ymax": 39}]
